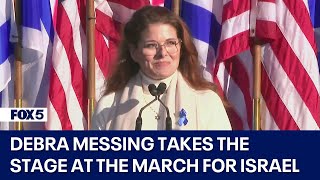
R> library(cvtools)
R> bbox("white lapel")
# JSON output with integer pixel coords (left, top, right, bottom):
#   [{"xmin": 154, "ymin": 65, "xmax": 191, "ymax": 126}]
[
  {"xmin": 165, "ymin": 72, "xmax": 197, "ymax": 130},
  {"xmin": 111, "ymin": 74, "xmax": 144, "ymax": 130}
]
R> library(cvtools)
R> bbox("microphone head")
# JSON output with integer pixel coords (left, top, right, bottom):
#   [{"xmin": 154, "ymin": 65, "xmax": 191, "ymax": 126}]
[
  {"xmin": 148, "ymin": 84, "xmax": 158, "ymax": 96},
  {"xmin": 157, "ymin": 82, "xmax": 167, "ymax": 95}
]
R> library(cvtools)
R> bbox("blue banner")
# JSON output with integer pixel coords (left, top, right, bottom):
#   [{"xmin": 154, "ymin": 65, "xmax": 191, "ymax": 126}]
[{"xmin": 0, "ymin": 131, "xmax": 319, "ymax": 179}]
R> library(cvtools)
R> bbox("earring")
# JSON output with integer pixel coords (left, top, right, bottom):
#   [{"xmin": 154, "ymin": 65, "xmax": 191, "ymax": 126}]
[{"xmin": 119, "ymin": 59, "xmax": 127, "ymax": 63}]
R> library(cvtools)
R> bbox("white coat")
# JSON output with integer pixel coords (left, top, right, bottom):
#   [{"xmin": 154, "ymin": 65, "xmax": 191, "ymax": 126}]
[{"xmin": 91, "ymin": 71, "xmax": 231, "ymax": 130}]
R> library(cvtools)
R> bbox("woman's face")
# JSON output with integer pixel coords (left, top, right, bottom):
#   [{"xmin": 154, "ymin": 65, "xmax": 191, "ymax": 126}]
[{"xmin": 130, "ymin": 23, "xmax": 181, "ymax": 80}]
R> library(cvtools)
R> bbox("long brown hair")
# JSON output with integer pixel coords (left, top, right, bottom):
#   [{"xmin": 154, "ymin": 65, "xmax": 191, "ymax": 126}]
[{"xmin": 104, "ymin": 6, "xmax": 217, "ymax": 95}]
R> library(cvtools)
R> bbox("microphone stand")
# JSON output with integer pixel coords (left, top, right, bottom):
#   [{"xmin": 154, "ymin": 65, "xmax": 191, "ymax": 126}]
[
  {"xmin": 135, "ymin": 97, "xmax": 157, "ymax": 130},
  {"xmin": 135, "ymin": 83, "xmax": 172, "ymax": 130},
  {"xmin": 157, "ymin": 97, "xmax": 172, "ymax": 131},
  {"xmin": 135, "ymin": 84, "xmax": 158, "ymax": 131}
]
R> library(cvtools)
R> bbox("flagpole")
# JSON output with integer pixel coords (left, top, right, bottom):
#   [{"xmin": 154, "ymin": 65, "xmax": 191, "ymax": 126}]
[
  {"xmin": 252, "ymin": 39, "xmax": 262, "ymax": 130},
  {"xmin": 250, "ymin": 0, "xmax": 261, "ymax": 130},
  {"xmin": 14, "ymin": 0, "xmax": 23, "ymax": 130},
  {"xmin": 172, "ymin": 0, "xmax": 181, "ymax": 15},
  {"xmin": 87, "ymin": 0, "xmax": 95, "ymax": 130}
]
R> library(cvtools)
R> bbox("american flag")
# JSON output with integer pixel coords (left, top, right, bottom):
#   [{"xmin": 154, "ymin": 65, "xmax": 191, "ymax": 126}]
[
  {"xmin": 45, "ymin": 0, "xmax": 161, "ymax": 130},
  {"xmin": 256, "ymin": 0, "xmax": 319, "ymax": 129},
  {"xmin": 2, "ymin": 0, "xmax": 318, "ymax": 130},
  {"xmin": 179, "ymin": 0, "xmax": 320, "ymax": 130}
]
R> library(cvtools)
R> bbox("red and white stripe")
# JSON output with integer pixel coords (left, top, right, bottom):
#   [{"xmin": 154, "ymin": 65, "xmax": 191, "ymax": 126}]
[
  {"xmin": 216, "ymin": 0, "xmax": 250, "ymax": 62},
  {"xmin": 215, "ymin": 0, "xmax": 319, "ymax": 130},
  {"xmin": 47, "ymin": 0, "xmax": 87, "ymax": 130},
  {"xmin": 45, "ymin": 0, "xmax": 153, "ymax": 130},
  {"xmin": 256, "ymin": 0, "xmax": 319, "ymax": 129},
  {"xmin": 213, "ymin": 0, "xmax": 253, "ymax": 130}
]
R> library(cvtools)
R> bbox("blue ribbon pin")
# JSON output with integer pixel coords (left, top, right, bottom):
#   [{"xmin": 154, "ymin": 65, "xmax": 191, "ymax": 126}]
[{"xmin": 178, "ymin": 108, "xmax": 188, "ymax": 126}]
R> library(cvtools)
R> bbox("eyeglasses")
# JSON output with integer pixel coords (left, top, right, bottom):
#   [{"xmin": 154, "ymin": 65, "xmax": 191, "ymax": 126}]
[{"xmin": 141, "ymin": 39, "xmax": 182, "ymax": 56}]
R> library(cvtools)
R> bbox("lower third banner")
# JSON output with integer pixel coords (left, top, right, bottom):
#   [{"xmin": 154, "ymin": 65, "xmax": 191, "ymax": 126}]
[{"xmin": 0, "ymin": 131, "xmax": 319, "ymax": 179}]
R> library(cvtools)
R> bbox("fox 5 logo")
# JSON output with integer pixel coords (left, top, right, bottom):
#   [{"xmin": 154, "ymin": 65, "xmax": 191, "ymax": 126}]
[{"xmin": 0, "ymin": 108, "xmax": 47, "ymax": 122}]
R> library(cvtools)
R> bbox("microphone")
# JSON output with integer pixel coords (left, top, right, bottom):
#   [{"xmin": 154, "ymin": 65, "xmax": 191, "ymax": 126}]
[
  {"xmin": 148, "ymin": 84, "xmax": 158, "ymax": 96},
  {"xmin": 156, "ymin": 82, "xmax": 166, "ymax": 96},
  {"xmin": 135, "ymin": 84, "xmax": 158, "ymax": 130},
  {"xmin": 156, "ymin": 82, "xmax": 172, "ymax": 130}
]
